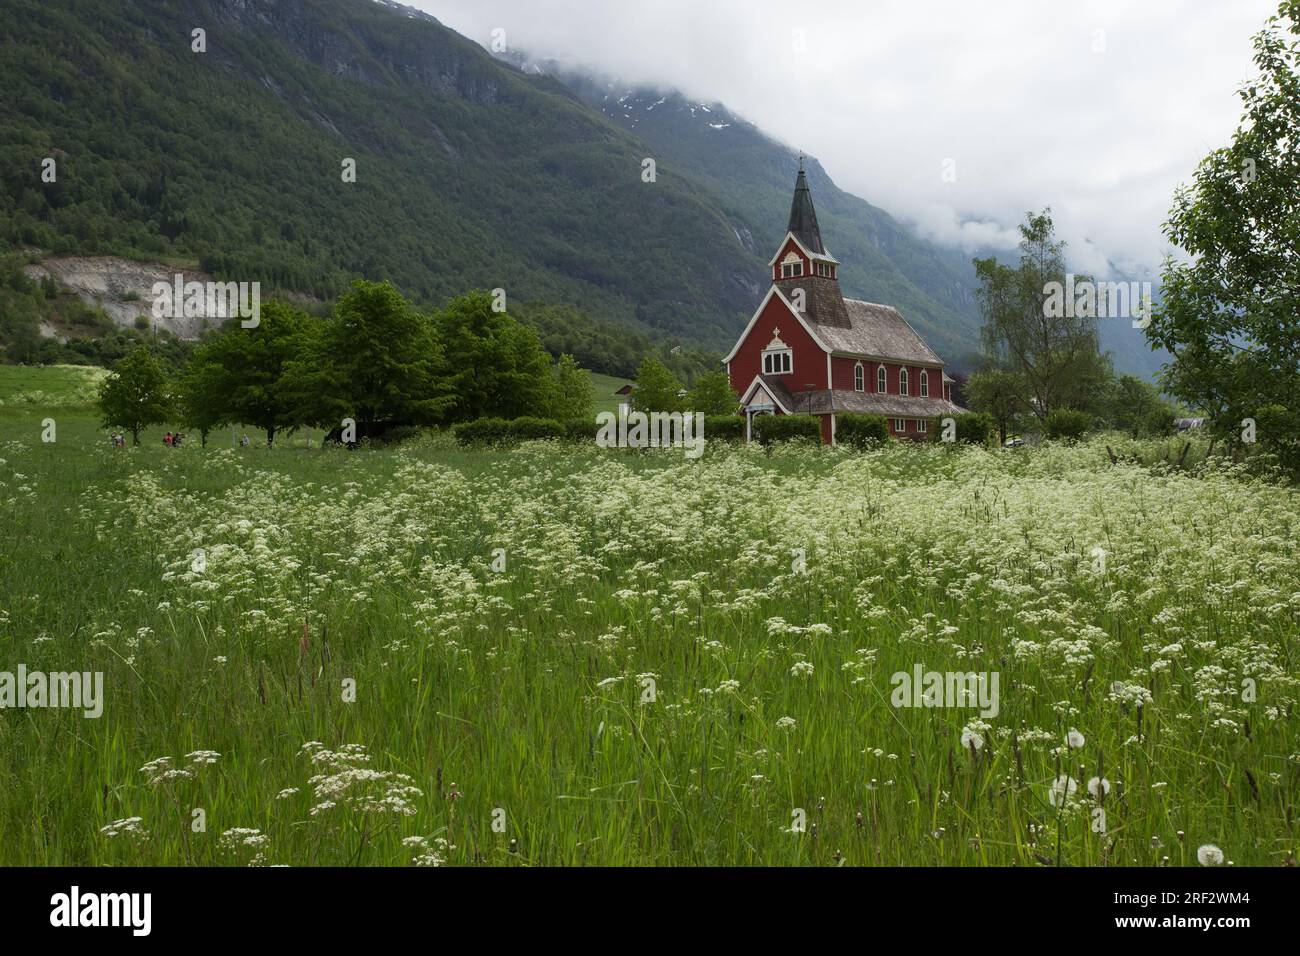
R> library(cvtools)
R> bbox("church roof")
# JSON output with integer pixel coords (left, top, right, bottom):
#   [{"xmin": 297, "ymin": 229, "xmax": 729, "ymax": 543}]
[
  {"xmin": 787, "ymin": 166, "xmax": 826, "ymax": 256},
  {"xmin": 796, "ymin": 388, "xmax": 964, "ymax": 417},
  {"xmin": 784, "ymin": 275, "xmax": 851, "ymax": 328},
  {"xmin": 750, "ymin": 375, "xmax": 966, "ymax": 417},
  {"xmin": 809, "ymin": 299, "xmax": 945, "ymax": 366}
]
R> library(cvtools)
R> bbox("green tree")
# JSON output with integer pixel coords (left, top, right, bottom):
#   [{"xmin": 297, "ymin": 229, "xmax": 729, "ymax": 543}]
[
  {"xmin": 284, "ymin": 280, "xmax": 453, "ymax": 430},
  {"xmin": 434, "ymin": 291, "xmax": 555, "ymax": 422},
  {"xmin": 183, "ymin": 300, "xmax": 306, "ymax": 446},
  {"xmin": 1045, "ymin": 409, "xmax": 1093, "ymax": 443},
  {"xmin": 632, "ymin": 357, "xmax": 684, "ymax": 413},
  {"xmin": 1105, "ymin": 375, "xmax": 1175, "ymax": 438},
  {"xmin": 965, "ymin": 369, "xmax": 1024, "ymax": 445},
  {"xmin": 1150, "ymin": 1, "xmax": 1300, "ymax": 474},
  {"xmin": 685, "ymin": 369, "xmax": 738, "ymax": 415},
  {"xmin": 548, "ymin": 353, "xmax": 594, "ymax": 421},
  {"xmin": 176, "ymin": 355, "xmax": 229, "ymax": 447},
  {"xmin": 97, "ymin": 346, "xmax": 171, "ymax": 445},
  {"xmin": 974, "ymin": 210, "xmax": 1110, "ymax": 418}
]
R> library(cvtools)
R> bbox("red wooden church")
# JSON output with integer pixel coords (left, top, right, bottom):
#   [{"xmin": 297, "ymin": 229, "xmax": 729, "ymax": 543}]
[{"xmin": 724, "ymin": 163, "xmax": 966, "ymax": 443}]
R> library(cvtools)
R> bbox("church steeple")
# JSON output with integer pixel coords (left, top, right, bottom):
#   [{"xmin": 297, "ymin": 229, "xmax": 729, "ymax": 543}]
[{"xmin": 787, "ymin": 156, "xmax": 826, "ymax": 255}]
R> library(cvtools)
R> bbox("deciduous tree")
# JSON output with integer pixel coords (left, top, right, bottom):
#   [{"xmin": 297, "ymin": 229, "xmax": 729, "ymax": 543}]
[
  {"xmin": 1150, "ymin": 1, "xmax": 1300, "ymax": 474},
  {"xmin": 97, "ymin": 346, "xmax": 171, "ymax": 445}
]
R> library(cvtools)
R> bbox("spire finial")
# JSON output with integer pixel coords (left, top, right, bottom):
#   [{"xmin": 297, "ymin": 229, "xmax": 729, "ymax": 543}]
[{"xmin": 798, "ymin": 153, "xmax": 805, "ymax": 172}]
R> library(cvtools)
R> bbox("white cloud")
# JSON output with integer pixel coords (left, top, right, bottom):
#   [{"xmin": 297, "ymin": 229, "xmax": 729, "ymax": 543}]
[{"xmin": 410, "ymin": 0, "xmax": 1277, "ymax": 275}]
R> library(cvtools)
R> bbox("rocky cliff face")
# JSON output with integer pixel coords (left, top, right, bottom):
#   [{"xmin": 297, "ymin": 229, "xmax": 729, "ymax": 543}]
[{"xmin": 26, "ymin": 258, "xmax": 228, "ymax": 339}]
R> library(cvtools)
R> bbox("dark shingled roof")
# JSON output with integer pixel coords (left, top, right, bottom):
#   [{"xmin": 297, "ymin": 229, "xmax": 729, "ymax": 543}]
[
  {"xmin": 754, "ymin": 374, "xmax": 796, "ymax": 410},
  {"xmin": 787, "ymin": 167, "xmax": 826, "ymax": 256},
  {"xmin": 778, "ymin": 276, "xmax": 850, "ymax": 328},
  {"xmin": 806, "ymin": 298, "xmax": 945, "ymax": 366},
  {"xmin": 751, "ymin": 376, "xmax": 966, "ymax": 417},
  {"xmin": 788, "ymin": 390, "xmax": 966, "ymax": 417}
]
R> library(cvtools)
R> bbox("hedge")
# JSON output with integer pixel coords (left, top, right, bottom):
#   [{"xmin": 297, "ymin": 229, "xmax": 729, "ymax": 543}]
[
  {"xmin": 455, "ymin": 416, "xmax": 596, "ymax": 446},
  {"xmin": 753, "ymin": 414, "xmax": 821, "ymax": 445},
  {"xmin": 453, "ymin": 417, "xmax": 512, "ymax": 446},
  {"xmin": 562, "ymin": 419, "xmax": 596, "ymax": 442},
  {"xmin": 508, "ymin": 417, "xmax": 565, "ymax": 441},
  {"xmin": 836, "ymin": 412, "xmax": 889, "ymax": 447},
  {"xmin": 1045, "ymin": 409, "xmax": 1092, "ymax": 443},
  {"xmin": 376, "ymin": 424, "xmax": 427, "ymax": 446},
  {"xmin": 930, "ymin": 412, "xmax": 996, "ymax": 446},
  {"xmin": 703, "ymin": 415, "xmax": 746, "ymax": 442}
]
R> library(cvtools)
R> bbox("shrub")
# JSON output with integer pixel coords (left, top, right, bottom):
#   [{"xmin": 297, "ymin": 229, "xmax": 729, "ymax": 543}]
[
  {"xmin": 377, "ymin": 424, "xmax": 426, "ymax": 446},
  {"xmin": 1045, "ymin": 409, "xmax": 1092, "ymax": 443},
  {"xmin": 703, "ymin": 415, "xmax": 745, "ymax": 442},
  {"xmin": 508, "ymin": 417, "xmax": 564, "ymax": 441},
  {"xmin": 930, "ymin": 412, "xmax": 996, "ymax": 446},
  {"xmin": 453, "ymin": 417, "xmax": 511, "ymax": 447},
  {"xmin": 836, "ymin": 412, "xmax": 889, "ymax": 447},
  {"xmin": 561, "ymin": 419, "xmax": 596, "ymax": 442},
  {"xmin": 1252, "ymin": 404, "xmax": 1300, "ymax": 478},
  {"xmin": 753, "ymin": 414, "xmax": 821, "ymax": 445}
]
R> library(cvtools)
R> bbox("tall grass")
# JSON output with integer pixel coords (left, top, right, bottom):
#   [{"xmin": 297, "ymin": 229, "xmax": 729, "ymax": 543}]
[{"xmin": 0, "ymin": 407, "xmax": 1295, "ymax": 866}]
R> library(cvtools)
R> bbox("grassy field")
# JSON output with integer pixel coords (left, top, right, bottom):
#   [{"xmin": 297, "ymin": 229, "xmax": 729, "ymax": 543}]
[
  {"xmin": 589, "ymin": 371, "xmax": 632, "ymax": 415},
  {"xmin": 0, "ymin": 383, "xmax": 1296, "ymax": 866},
  {"xmin": 0, "ymin": 364, "xmax": 108, "ymax": 408}
]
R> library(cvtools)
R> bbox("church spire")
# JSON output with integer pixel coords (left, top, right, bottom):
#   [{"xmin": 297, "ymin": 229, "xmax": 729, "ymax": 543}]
[{"xmin": 787, "ymin": 159, "xmax": 826, "ymax": 255}]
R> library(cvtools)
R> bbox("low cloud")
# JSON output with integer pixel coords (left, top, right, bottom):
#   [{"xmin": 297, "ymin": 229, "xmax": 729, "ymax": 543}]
[{"xmin": 414, "ymin": 0, "xmax": 1276, "ymax": 276}]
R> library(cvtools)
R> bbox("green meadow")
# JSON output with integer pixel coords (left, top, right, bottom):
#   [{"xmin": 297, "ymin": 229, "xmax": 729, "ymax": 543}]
[{"xmin": 0, "ymin": 367, "xmax": 1296, "ymax": 866}]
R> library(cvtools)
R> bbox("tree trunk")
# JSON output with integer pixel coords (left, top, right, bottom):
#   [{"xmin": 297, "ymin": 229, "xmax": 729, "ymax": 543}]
[{"xmin": 132, "ymin": 427, "xmax": 140, "ymax": 446}]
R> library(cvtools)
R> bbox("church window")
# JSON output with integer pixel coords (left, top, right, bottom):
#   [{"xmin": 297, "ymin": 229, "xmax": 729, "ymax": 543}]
[{"xmin": 763, "ymin": 349, "xmax": 792, "ymax": 374}]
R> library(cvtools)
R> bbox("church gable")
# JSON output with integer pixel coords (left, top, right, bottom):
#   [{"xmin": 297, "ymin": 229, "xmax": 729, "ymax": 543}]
[
  {"xmin": 725, "ymin": 288, "xmax": 828, "ymax": 397},
  {"xmin": 772, "ymin": 239, "xmax": 810, "ymax": 280}
]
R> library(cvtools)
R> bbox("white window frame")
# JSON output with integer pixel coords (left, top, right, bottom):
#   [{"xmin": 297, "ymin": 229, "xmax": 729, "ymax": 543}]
[
  {"xmin": 917, "ymin": 418, "xmax": 928, "ymax": 433},
  {"xmin": 780, "ymin": 261, "xmax": 804, "ymax": 279},
  {"xmin": 876, "ymin": 365, "xmax": 887, "ymax": 394},
  {"xmin": 854, "ymin": 362, "xmax": 864, "ymax": 392},
  {"xmin": 920, "ymin": 370, "xmax": 929, "ymax": 398},
  {"xmin": 762, "ymin": 348, "xmax": 793, "ymax": 375},
  {"xmin": 899, "ymin": 368, "xmax": 909, "ymax": 397},
  {"xmin": 893, "ymin": 418, "xmax": 906, "ymax": 432}
]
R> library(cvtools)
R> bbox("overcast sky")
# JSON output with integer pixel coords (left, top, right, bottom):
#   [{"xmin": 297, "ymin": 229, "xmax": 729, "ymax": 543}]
[{"xmin": 411, "ymin": 0, "xmax": 1278, "ymax": 277}]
